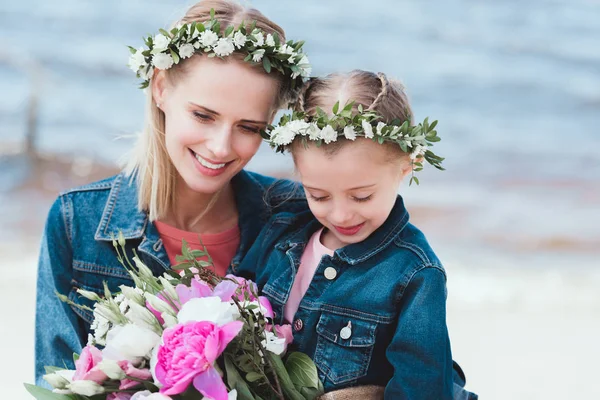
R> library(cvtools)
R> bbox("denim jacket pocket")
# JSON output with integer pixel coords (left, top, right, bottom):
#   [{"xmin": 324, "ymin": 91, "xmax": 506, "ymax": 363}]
[{"xmin": 314, "ymin": 312, "xmax": 377, "ymax": 386}]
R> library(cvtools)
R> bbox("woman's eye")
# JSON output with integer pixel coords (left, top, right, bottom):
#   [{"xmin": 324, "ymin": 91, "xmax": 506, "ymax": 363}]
[
  {"xmin": 309, "ymin": 194, "xmax": 328, "ymax": 202},
  {"xmin": 193, "ymin": 112, "xmax": 212, "ymax": 121},
  {"xmin": 353, "ymin": 195, "xmax": 372, "ymax": 203},
  {"xmin": 240, "ymin": 125, "xmax": 260, "ymax": 134}
]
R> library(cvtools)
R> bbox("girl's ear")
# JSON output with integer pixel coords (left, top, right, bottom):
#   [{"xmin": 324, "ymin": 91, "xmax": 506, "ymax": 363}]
[
  {"xmin": 400, "ymin": 157, "xmax": 417, "ymax": 179},
  {"xmin": 151, "ymin": 69, "xmax": 167, "ymax": 107}
]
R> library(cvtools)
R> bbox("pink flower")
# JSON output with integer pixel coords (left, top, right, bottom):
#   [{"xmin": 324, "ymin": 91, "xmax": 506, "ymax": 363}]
[
  {"xmin": 107, "ymin": 393, "xmax": 133, "ymax": 400},
  {"xmin": 117, "ymin": 360, "xmax": 153, "ymax": 390},
  {"xmin": 73, "ymin": 345, "xmax": 107, "ymax": 384},
  {"xmin": 258, "ymin": 296, "xmax": 274, "ymax": 319},
  {"xmin": 275, "ymin": 324, "xmax": 294, "ymax": 349},
  {"xmin": 224, "ymin": 275, "xmax": 258, "ymax": 301},
  {"xmin": 175, "ymin": 279, "xmax": 213, "ymax": 305},
  {"xmin": 155, "ymin": 320, "xmax": 243, "ymax": 398}
]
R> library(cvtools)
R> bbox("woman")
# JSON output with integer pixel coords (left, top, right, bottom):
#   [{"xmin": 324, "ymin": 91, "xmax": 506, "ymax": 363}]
[{"xmin": 35, "ymin": 0, "xmax": 309, "ymax": 385}]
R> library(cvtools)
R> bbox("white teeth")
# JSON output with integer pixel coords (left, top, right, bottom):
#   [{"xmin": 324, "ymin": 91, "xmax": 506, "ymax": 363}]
[{"xmin": 194, "ymin": 153, "xmax": 226, "ymax": 169}]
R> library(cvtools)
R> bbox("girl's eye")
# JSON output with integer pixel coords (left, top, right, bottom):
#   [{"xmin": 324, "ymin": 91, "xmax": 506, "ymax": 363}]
[
  {"xmin": 353, "ymin": 195, "xmax": 372, "ymax": 203},
  {"xmin": 240, "ymin": 125, "xmax": 260, "ymax": 134},
  {"xmin": 309, "ymin": 194, "xmax": 328, "ymax": 202},
  {"xmin": 193, "ymin": 112, "xmax": 212, "ymax": 122}
]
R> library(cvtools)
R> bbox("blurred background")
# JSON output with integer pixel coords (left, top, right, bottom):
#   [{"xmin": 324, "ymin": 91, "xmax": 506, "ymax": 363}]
[{"xmin": 1, "ymin": 0, "xmax": 599, "ymax": 398}]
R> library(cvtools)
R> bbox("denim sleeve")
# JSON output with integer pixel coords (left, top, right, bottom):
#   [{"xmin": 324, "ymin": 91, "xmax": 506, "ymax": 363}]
[
  {"xmin": 384, "ymin": 266, "xmax": 454, "ymax": 400},
  {"xmin": 35, "ymin": 195, "xmax": 85, "ymax": 386}
]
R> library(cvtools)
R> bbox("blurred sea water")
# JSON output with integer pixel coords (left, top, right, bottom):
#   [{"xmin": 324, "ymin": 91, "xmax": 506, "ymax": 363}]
[{"xmin": 0, "ymin": 0, "xmax": 599, "ymax": 268}]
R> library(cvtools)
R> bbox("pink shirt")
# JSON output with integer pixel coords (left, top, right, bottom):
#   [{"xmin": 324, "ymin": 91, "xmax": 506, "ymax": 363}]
[
  {"xmin": 284, "ymin": 227, "xmax": 334, "ymax": 323},
  {"xmin": 154, "ymin": 221, "xmax": 240, "ymax": 277}
]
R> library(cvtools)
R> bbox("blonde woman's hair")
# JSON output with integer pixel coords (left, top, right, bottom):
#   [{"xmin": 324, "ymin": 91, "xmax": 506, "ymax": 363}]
[
  {"xmin": 124, "ymin": 0, "xmax": 294, "ymax": 221},
  {"xmin": 293, "ymin": 70, "xmax": 414, "ymax": 158}
]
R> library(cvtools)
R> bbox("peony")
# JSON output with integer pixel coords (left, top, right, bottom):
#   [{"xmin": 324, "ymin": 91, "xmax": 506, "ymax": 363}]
[
  {"xmin": 252, "ymin": 49, "xmax": 265, "ymax": 62},
  {"xmin": 73, "ymin": 345, "xmax": 107, "ymax": 383},
  {"xmin": 102, "ymin": 324, "xmax": 161, "ymax": 364},
  {"xmin": 177, "ymin": 296, "xmax": 240, "ymax": 325},
  {"xmin": 320, "ymin": 125, "xmax": 338, "ymax": 144},
  {"xmin": 362, "ymin": 120, "xmax": 374, "ymax": 138},
  {"xmin": 198, "ymin": 30, "xmax": 219, "ymax": 48},
  {"xmin": 178, "ymin": 43, "xmax": 195, "ymax": 59},
  {"xmin": 154, "ymin": 320, "xmax": 243, "ymax": 398},
  {"xmin": 233, "ymin": 31, "xmax": 247, "ymax": 48},
  {"xmin": 343, "ymin": 126, "xmax": 357, "ymax": 140},
  {"xmin": 152, "ymin": 53, "xmax": 174, "ymax": 70},
  {"xmin": 212, "ymin": 38, "xmax": 235, "ymax": 57},
  {"xmin": 153, "ymin": 34, "xmax": 171, "ymax": 52}
]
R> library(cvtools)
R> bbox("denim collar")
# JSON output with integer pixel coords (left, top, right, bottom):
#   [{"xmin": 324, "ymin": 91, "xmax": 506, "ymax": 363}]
[
  {"xmin": 276, "ymin": 195, "xmax": 410, "ymax": 266},
  {"xmin": 94, "ymin": 170, "xmax": 270, "ymax": 266}
]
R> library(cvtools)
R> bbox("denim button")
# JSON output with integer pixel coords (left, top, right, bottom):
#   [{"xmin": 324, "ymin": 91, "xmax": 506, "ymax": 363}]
[
  {"xmin": 340, "ymin": 321, "xmax": 352, "ymax": 339},
  {"xmin": 293, "ymin": 318, "xmax": 304, "ymax": 332},
  {"xmin": 324, "ymin": 267, "xmax": 337, "ymax": 280}
]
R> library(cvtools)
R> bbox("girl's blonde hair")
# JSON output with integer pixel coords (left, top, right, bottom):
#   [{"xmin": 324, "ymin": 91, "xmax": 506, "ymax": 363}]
[
  {"xmin": 125, "ymin": 0, "xmax": 294, "ymax": 221},
  {"xmin": 293, "ymin": 70, "xmax": 414, "ymax": 158}
]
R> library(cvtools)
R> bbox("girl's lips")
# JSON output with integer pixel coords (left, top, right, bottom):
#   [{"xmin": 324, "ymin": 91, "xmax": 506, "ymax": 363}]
[{"xmin": 333, "ymin": 222, "xmax": 365, "ymax": 236}]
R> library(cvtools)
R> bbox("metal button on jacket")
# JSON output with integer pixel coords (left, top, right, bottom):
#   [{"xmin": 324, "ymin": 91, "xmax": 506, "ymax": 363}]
[
  {"xmin": 324, "ymin": 267, "xmax": 337, "ymax": 280},
  {"xmin": 293, "ymin": 318, "xmax": 304, "ymax": 332},
  {"xmin": 340, "ymin": 321, "xmax": 352, "ymax": 340}
]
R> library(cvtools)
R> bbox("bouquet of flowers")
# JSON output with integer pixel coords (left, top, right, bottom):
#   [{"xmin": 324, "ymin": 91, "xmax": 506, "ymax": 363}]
[{"xmin": 26, "ymin": 236, "xmax": 324, "ymax": 400}]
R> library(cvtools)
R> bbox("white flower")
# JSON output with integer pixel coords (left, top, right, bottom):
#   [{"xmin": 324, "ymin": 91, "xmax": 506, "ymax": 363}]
[
  {"xmin": 141, "ymin": 66, "xmax": 154, "ymax": 81},
  {"xmin": 213, "ymin": 38, "xmax": 235, "ymax": 57},
  {"xmin": 343, "ymin": 126, "xmax": 357, "ymax": 140},
  {"xmin": 252, "ymin": 49, "xmax": 265, "ymax": 63},
  {"xmin": 288, "ymin": 55, "xmax": 296, "ymax": 63},
  {"xmin": 132, "ymin": 391, "xmax": 173, "ymax": 400},
  {"xmin": 177, "ymin": 296, "xmax": 240, "ymax": 325},
  {"xmin": 43, "ymin": 370, "xmax": 74, "ymax": 389},
  {"xmin": 178, "ymin": 43, "xmax": 195, "ymax": 59},
  {"xmin": 261, "ymin": 330, "xmax": 287, "ymax": 355},
  {"xmin": 286, "ymin": 119, "xmax": 311, "ymax": 136},
  {"xmin": 307, "ymin": 123, "xmax": 321, "ymax": 140},
  {"xmin": 278, "ymin": 44, "xmax": 294, "ymax": 55},
  {"xmin": 265, "ymin": 33, "xmax": 275, "ymax": 47},
  {"xmin": 270, "ymin": 126, "xmax": 296, "ymax": 146},
  {"xmin": 162, "ymin": 313, "xmax": 178, "ymax": 328},
  {"xmin": 198, "ymin": 30, "xmax": 219, "ymax": 48},
  {"xmin": 68, "ymin": 380, "xmax": 105, "ymax": 397},
  {"xmin": 153, "ymin": 34, "xmax": 171, "ymax": 52},
  {"xmin": 320, "ymin": 125, "xmax": 338, "ymax": 144},
  {"xmin": 152, "ymin": 53, "xmax": 174, "ymax": 70},
  {"xmin": 410, "ymin": 145, "xmax": 426, "ymax": 160},
  {"xmin": 90, "ymin": 310, "xmax": 110, "ymax": 346},
  {"xmin": 298, "ymin": 55, "xmax": 311, "ymax": 78},
  {"xmin": 233, "ymin": 31, "xmax": 247, "ymax": 48},
  {"xmin": 145, "ymin": 293, "xmax": 176, "ymax": 317},
  {"xmin": 362, "ymin": 120, "xmax": 374, "ymax": 138},
  {"xmin": 120, "ymin": 285, "xmax": 145, "ymax": 306},
  {"xmin": 253, "ymin": 31, "xmax": 265, "ymax": 46},
  {"xmin": 102, "ymin": 324, "xmax": 161, "ymax": 363},
  {"xmin": 128, "ymin": 47, "xmax": 146, "ymax": 72},
  {"xmin": 376, "ymin": 121, "xmax": 386, "ymax": 135},
  {"xmin": 98, "ymin": 359, "xmax": 126, "ymax": 380}
]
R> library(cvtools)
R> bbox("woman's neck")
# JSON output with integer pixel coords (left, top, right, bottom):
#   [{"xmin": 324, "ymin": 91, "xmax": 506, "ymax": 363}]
[{"xmin": 159, "ymin": 180, "xmax": 238, "ymax": 234}]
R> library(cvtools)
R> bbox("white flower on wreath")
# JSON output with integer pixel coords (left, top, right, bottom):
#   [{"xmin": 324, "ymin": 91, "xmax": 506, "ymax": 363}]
[
  {"xmin": 278, "ymin": 44, "xmax": 294, "ymax": 55},
  {"xmin": 343, "ymin": 126, "xmax": 357, "ymax": 141},
  {"xmin": 362, "ymin": 120, "xmax": 374, "ymax": 138},
  {"xmin": 298, "ymin": 55, "xmax": 312, "ymax": 78},
  {"xmin": 307, "ymin": 122, "xmax": 321, "ymax": 140},
  {"xmin": 376, "ymin": 121, "xmax": 386, "ymax": 135},
  {"xmin": 128, "ymin": 47, "xmax": 146, "ymax": 72},
  {"xmin": 410, "ymin": 144, "xmax": 426, "ymax": 160},
  {"xmin": 198, "ymin": 30, "xmax": 219, "ymax": 48},
  {"xmin": 253, "ymin": 31, "xmax": 265, "ymax": 46},
  {"xmin": 265, "ymin": 33, "xmax": 275, "ymax": 47},
  {"xmin": 320, "ymin": 125, "xmax": 338, "ymax": 144},
  {"xmin": 153, "ymin": 34, "xmax": 171, "ymax": 52},
  {"xmin": 178, "ymin": 43, "xmax": 195, "ymax": 59},
  {"xmin": 271, "ymin": 125, "xmax": 296, "ymax": 146},
  {"xmin": 252, "ymin": 49, "xmax": 265, "ymax": 63},
  {"xmin": 141, "ymin": 66, "xmax": 154, "ymax": 81},
  {"xmin": 213, "ymin": 38, "xmax": 235, "ymax": 56},
  {"xmin": 233, "ymin": 31, "xmax": 247, "ymax": 48},
  {"xmin": 286, "ymin": 119, "xmax": 311, "ymax": 136},
  {"xmin": 152, "ymin": 53, "xmax": 174, "ymax": 70}
]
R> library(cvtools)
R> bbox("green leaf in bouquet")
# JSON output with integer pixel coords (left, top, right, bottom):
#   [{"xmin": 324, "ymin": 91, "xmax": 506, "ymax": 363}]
[
  {"xmin": 266, "ymin": 352, "xmax": 305, "ymax": 400},
  {"xmin": 23, "ymin": 383, "xmax": 75, "ymax": 400},
  {"xmin": 285, "ymin": 352, "xmax": 321, "ymax": 390},
  {"xmin": 224, "ymin": 355, "xmax": 256, "ymax": 400}
]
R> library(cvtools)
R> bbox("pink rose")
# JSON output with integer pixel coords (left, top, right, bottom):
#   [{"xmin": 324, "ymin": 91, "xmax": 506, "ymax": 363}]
[
  {"xmin": 73, "ymin": 345, "xmax": 107, "ymax": 383},
  {"xmin": 155, "ymin": 320, "xmax": 243, "ymax": 398}
]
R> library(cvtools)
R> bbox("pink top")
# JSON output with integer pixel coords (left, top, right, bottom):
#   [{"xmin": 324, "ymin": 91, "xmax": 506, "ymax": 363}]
[
  {"xmin": 284, "ymin": 227, "xmax": 334, "ymax": 323},
  {"xmin": 154, "ymin": 221, "xmax": 240, "ymax": 277}
]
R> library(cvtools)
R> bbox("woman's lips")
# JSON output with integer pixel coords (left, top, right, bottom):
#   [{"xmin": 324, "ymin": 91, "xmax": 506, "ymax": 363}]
[{"xmin": 190, "ymin": 149, "xmax": 231, "ymax": 177}]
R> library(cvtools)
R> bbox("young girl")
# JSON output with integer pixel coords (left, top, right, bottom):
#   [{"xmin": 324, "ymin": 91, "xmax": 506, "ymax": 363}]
[
  {"xmin": 34, "ymin": 0, "xmax": 310, "ymax": 386},
  {"xmin": 235, "ymin": 71, "xmax": 476, "ymax": 399}
]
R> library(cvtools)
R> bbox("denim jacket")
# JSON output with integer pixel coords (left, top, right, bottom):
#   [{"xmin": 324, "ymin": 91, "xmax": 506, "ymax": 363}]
[
  {"xmin": 236, "ymin": 196, "xmax": 476, "ymax": 400},
  {"xmin": 34, "ymin": 170, "xmax": 306, "ymax": 385}
]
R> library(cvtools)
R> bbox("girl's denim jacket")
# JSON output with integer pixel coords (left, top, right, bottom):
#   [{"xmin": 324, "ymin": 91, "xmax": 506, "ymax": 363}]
[
  {"xmin": 235, "ymin": 196, "xmax": 476, "ymax": 399},
  {"xmin": 34, "ymin": 170, "xmax": 307, "ymax": 386}
]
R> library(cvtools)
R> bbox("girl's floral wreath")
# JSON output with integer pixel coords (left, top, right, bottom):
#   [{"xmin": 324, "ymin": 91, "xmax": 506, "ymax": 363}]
[
  {"xmin": 128, "ymin": 9, "xmax": 311, "ymax": 89},
  {"xmin": 263, "ymin": 101, "xmax": 445, "ymax": 185}
]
